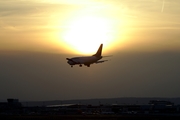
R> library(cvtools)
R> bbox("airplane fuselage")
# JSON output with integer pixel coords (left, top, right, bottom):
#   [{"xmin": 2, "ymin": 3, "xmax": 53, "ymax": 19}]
[{"xmin": 67, "ymin": 56, "xmax": 102, "ymax": 67}]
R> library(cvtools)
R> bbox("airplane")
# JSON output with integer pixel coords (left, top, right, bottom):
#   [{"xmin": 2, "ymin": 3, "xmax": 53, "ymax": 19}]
[{"xmin": 66, "ymin": 44, "xmax": 109, "ymax": 67}]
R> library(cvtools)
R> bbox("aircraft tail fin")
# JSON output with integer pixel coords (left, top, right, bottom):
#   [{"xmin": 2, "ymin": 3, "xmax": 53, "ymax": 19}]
[{"xmin": 93, "ymin": 44, "xmax": 103, "ymax": 57}]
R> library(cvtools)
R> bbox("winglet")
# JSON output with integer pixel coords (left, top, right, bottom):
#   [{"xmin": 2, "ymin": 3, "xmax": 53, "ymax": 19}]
[{"xmin": 93, "ymin": 44, "xmax": 103, "ymax": 57}]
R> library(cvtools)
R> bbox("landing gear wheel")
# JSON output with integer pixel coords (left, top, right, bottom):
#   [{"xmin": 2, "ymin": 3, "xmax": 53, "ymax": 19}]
[{"xmin": 79, "ymin": 64, "xmax": 82, "ymax": 67}]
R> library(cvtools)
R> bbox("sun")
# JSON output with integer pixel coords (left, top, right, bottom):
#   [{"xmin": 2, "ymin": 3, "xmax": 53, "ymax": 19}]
[{"xmin": 62, "ymin": 16, "xmax": 114, "ymax": 55}]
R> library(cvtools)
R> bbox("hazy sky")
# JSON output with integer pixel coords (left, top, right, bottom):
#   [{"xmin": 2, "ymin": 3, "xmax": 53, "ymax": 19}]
[{"xmin": 0, "ymin": 0, "xmax": 180, "ymax": 101}]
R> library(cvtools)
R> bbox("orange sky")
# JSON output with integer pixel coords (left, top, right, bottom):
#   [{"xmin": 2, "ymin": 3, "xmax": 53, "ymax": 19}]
[{"xmin": 1, "ymin": 0, "xmax": 180, "ymax": 54}]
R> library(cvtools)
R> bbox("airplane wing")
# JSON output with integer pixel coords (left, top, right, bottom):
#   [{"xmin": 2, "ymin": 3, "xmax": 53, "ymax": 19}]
[{"xmin": 96, "ymin": 60, "xmax": 108, "ymax": 64}]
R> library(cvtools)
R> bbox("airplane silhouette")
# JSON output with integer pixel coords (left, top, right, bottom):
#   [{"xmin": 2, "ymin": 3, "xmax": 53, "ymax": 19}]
[{"xmin": 66, "ymin": 44, "xmax": 108, "ymax": 67}]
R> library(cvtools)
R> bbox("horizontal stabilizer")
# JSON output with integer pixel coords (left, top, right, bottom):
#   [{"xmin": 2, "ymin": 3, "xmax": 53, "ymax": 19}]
[
  {"xmin": 103, "ymin": 55, "xmax": 113, "ymax": 57},
  {"xmin": 96, "ymin": 60, "xmax": 108, "ymax": 64}
]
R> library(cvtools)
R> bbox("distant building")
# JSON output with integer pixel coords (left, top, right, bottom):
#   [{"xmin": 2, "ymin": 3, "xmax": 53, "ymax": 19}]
[
  {"xmin": 149, "ymin": 100, "xmax": 174, "ymax": 106},
  {"xmin": 7, "ymin": 99, "xmax": 19, "ymax": 103},
  {"xmin": 0, "ymin": 98, "xmax": 22, "ymax": 115}
]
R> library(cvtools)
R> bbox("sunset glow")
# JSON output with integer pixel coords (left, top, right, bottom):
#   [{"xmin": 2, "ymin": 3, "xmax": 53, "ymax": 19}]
[
  {"xmin": 61, "ymin": 16, "xmax": 115, "ymax": 54},
  {"xmin": 1, "ymin": 0, "xmax": 180, "ymax": 54}
]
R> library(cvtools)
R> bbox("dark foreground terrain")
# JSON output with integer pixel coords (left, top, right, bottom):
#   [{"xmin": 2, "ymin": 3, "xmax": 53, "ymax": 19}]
[
  {"xmin": 1, "ymin": 115, "xmax": 180, "ymax": 120},
  {"xmin": 1, "ymin": 98, "xmax": 180, "ymax": 119}
]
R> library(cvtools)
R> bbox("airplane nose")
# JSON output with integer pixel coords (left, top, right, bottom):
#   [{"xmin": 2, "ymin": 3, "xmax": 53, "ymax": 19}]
[
  {"xmin": 67, "ymin": 60, "xmax": 70, "ymax": 64},
  {"xmin": 67, "ymin": 60, "xmax": 73, "ymax": 65}
]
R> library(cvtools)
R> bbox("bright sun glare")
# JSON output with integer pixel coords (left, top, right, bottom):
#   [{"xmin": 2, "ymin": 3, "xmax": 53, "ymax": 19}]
[{"xmin": 62, "ymin": 16, "xmax": 114, "ymax": 54}]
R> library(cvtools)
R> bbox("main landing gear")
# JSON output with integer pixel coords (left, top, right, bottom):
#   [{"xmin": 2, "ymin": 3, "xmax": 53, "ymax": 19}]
[{"xmin": 70, "ymin": 64, "xmax": 90, "ymax": 67}]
